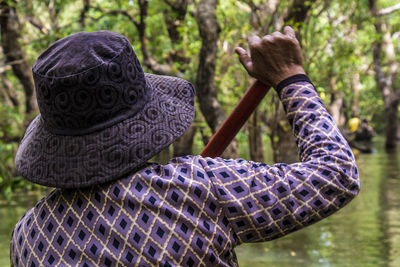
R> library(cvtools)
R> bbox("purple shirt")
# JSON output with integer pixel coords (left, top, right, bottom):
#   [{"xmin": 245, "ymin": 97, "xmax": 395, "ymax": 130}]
[{"xmin": 10, "ymin": 78, "xmax": 360, "ymax": 266}]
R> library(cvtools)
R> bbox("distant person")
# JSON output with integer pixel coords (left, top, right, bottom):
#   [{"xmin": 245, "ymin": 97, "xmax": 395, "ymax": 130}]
[
  {"xmin": 355, "ymin": 119, "xmax": 375, "ymax": 142},
  {"xmin": 11, "ymin": 27, "xmax": 359, "ymax": 266},
  {"xmin": 348, "ymin": 115, "xmax": 361, "ymax": 133}
]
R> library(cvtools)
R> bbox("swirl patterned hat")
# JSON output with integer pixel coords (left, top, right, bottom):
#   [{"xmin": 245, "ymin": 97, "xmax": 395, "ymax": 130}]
[{"xmin": 15, "ymin": 30, "xmax": 195, "ymax": 188}]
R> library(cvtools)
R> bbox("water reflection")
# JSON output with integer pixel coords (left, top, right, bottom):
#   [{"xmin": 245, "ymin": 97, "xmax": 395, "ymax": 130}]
[
  {"xmin": 0, "ymin": 191, "xmax": 46, "ymax": 267},
  {"xmin": 1, "ymin": 139, "xmax": 399, "ymax": 267},
  {"xmin": 380, "ymin": 149, "xmax": 400, "ymax": 267}
]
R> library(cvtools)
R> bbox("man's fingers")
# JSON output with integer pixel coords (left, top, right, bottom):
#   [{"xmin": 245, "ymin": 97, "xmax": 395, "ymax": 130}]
[
  {"xmin": 235, "ymin": 47, "xmax": 253, "ymax": 73},
  {"xmin": 249, "ymin": 34, "xmax": 261, "ymax": 47},
  {"xmin": 283, "ymin": 26, "xmax": 296, "ymax": 39},
  {"xmin": 261, "ymin": 35, "xmax": 273, "ymax": 43},
  {"xmin": 271, "ymin": 31, "xmax": 285, "ymax": 38}
]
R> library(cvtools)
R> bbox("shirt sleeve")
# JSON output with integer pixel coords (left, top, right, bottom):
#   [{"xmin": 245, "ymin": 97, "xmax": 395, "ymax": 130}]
[{"xmin": 197, "ymin": 75, "xmax": 360, "ymax": 245}]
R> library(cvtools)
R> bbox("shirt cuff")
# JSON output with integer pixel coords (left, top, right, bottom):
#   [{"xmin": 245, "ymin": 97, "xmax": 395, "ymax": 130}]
[{"xmin": 276, "ymin": 74, "xmax": 312, "ymax": 94}]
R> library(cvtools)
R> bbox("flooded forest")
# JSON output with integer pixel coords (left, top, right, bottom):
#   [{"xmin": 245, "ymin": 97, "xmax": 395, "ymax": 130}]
[{"xmin": 0, "ymin": 0, "xmax": 399, "ymax": 266}]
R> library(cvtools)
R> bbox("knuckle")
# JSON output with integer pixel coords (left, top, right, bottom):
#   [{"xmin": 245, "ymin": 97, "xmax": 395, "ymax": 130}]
[
  {"xmin": 271, "ymin": 31, "xmax": 281, "ymax": 36},
  {"xmin": 250, "ymin": 41, "xmax": 262, "ymax": 50},
  {"xmin": 279, "ymin": 36, "xmax": 297, "ymax": 46},
  {"xmin": 282, "ymin": 36, "xmax": 294, "ymax": 44},
  {"xmin": 261, "ymin": 35, "xmax": 273, "ymax": 43}
]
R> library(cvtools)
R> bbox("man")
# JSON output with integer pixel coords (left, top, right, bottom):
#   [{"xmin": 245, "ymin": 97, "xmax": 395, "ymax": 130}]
[{"xmin": 11, "ymin": 26, "xmax": 359, "ymax": 266}]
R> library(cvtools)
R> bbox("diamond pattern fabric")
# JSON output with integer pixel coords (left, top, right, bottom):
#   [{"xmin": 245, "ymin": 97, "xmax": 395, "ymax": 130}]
[{"xmin": 10, "ymin": 79, "xmax": 360, "ymax": 266}]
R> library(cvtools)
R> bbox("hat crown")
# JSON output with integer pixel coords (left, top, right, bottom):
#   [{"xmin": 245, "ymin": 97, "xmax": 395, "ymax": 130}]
[{"xmin": 33, "ymin": 30, "xmax": 150, "ymax": 135}]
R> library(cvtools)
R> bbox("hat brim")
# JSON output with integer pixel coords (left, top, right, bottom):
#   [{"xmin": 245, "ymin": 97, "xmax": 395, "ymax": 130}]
[{"xmin": 15, "ymin": 74, "xmax": 195, "ymax": 188}]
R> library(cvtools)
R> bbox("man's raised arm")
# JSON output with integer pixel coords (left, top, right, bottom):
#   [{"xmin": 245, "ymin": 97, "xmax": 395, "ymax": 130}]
[{"xmin": 193, "ymin": 26, "xmax": 360, "ymax": 243}]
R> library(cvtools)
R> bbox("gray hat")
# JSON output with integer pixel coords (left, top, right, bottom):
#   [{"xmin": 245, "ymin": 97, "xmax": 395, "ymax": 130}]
[{"xmin": 15, "ymin": 30, "xmax": 195, "ymax": 188}]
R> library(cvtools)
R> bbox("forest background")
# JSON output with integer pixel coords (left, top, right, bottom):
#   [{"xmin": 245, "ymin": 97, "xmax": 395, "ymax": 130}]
[{"xmin": 0, "ymin": 0, "xmax": 399, "ymax": 198}]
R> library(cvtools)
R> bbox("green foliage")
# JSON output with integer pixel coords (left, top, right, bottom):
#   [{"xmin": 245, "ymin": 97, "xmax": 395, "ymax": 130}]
[
  {"xmin": 0, "ymin": 0, "xmax": 398, "ymax": 197},
  {"xmin": 0, "ymin": 105, "xmax": 44, "ymax": 199}
]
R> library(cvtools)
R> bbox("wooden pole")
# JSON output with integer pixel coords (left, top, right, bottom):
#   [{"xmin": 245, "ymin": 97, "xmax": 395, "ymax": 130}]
[{"xmin": 201, "ymin": 80, "xmax": 270, "ymax": 157}]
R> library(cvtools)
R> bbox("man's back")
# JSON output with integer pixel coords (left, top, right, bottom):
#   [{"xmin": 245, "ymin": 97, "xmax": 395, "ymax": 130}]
[
  {"xmin": 11, "ymin": 79, "xmax": 360, "ymax": 266},
  {"xmin": 11, "ymin": 158, "xmax": 234, "ymax": 266}
]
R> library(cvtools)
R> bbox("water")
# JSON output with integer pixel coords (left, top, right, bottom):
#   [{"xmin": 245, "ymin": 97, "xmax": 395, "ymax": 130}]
[
  {"xmin": 1, "ymin": 139, "xmax": 399, "ymax": 266},
  {"xmin": 236, "ymin": 139, "xmax": 400, "ymax": 267},
  {"xmin": 0, "ymin": 191, "xmax": 48, "ymax": 267}
]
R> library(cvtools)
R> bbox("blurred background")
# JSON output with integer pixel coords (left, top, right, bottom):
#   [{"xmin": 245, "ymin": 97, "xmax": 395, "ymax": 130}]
[{"xmin": 0, "ymin": 0, "xmax": 399, "ymax": 266}]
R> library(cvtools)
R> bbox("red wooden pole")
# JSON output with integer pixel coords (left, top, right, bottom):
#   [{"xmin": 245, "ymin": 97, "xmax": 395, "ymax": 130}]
[{"xmin": 201, "ymin": 80, "xmax": 270, "ymax": 158}]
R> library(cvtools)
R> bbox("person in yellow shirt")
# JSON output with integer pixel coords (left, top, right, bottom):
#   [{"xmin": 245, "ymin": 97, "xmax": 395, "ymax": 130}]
[{"xmin": 348, "ymin": 116, "xmax": 361, "ymax": 133}]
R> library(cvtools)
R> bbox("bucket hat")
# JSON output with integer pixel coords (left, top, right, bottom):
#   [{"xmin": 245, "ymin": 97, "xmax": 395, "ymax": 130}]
[{"xmin": 15, "ymin": 30, "xmax": 195, "ymax": 188}]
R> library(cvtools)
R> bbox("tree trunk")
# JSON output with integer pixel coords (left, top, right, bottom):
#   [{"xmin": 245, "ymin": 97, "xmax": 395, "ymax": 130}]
[
  {"xmin": 0, "ymin": 71, "xmax": 19, "ymax": 108},
  {"xmin": 328, "ymin": 77, "xmax": 346, "ymax": 128},
  {"xmin": 0, "ymin": 1, "xmax": 38, "ymax": 115},
  {"xmin": 194, "ymin": 0, "xmax": 224, "ymax": 132},
  {"xmin": 370, "ymin": 0, "xmax": 399, "ymax": 149},
  {"xmin": 195, "ymin": 0, "xmax": 239, "ymax": 158},
  {"xmin": 80, "ymin": 0, "xmax": 90, "ymax": 28},
  {"xmin": 397, "ymin": 123, "xmax": 400, "ymax": 141},
  {"xmin": 373, "ymin": 39, "xmax": 399, "ymax": 149},
  {"xmin": 163, "ymin": 5, "xmax": 189, "ymax": 67},
  {"xmin": 173, "ymin": 124, "xmax": 197, "ymax": 157},
  {"xmin": 163, "ymin": 0, "xmax": 196, "ymax": 156},
  {"xmin": 351, "ymin": 71, "xmax": 362, "ymax": 116},
  {"xmin": 271, "ymin": 96, "xmax": 299, "ymax": 164},
  {"xmin": 248, "ymin": 107, "xmax": 265, "ymax": 162},
  {"xmin": 384, "ymin": 98, "xmax": 399, "ymax": 148},
  {"xmin": 163, "ymin": 0, "xmax": 188, "ymax": 45},
  {"xmin": 329, "ymin": 91, "xmax": 345, "ymax": 128}
]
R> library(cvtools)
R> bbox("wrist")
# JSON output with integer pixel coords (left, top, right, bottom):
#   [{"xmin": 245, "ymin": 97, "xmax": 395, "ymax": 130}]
[
  {"xmin": 271, "ymin": 66, "xmax": 306, "ymax": 88},
  {"xmin": 276, "ymin": 74, "xmax": 312, "ymax": 94}
]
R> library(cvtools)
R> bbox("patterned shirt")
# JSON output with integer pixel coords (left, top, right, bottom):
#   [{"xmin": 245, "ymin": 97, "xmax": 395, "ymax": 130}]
[{"xmin": 10, "ymin": 76, "xmax": 360, "ymax": 267}]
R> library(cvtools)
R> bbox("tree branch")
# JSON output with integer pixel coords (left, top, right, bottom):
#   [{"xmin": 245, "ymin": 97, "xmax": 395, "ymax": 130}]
[
  {"xmin": 162, "ymin": 0, "xmax": 189, "ymax": 68},
  {"xmin": 0, "ymin": 71, "xmax": 19, "ymax": 108},
  {"xmin": 0, "ymin": 1, "xmax": 38, "ymax": 115},
  {"xmin": 164, "ymin": 0, "xmax": 187, "ymax": 10},
  {"xmin": 0, "ymin": 134, "xmax": 21, "ymax": 143},
  {"xmin": 281, "ymin": 0, "xmax": 317, "ymax": 42},
  {"xmin": 26, "ymin": 16, "xmax": 48, "ymax": 34},
  {"xmin": 162, "ymin": 0, "xmax": 188, "ymax": 44},
  {"xmin": 80, "ymin": 0, "xmax": 90, "ymax": 28},
  {"xmin": 48, "ymin": 0, "xmax": 61, "ymax": 34},
  {"xmin": 240, "ymin": 0, "xmax": 280, "ymax": 33},
  {"xmin": 378, "ymin": 3, "xmax": 400, "ymax": 16},
  {"xmin": 92, "ymin": 5, "xmax": 139, "ymax": 27},
  {"xmin": 284, "ymin": 0, "xmax": 317, "ymax": 23},
  {"xmin": 92, "ymin": 2, "xmax": 173, "ymax": 75}
]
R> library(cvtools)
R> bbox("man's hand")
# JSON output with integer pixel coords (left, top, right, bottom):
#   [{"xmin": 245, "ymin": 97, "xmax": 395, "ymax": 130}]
[{"xmin": 235, "ymin": 26, "xmax": 305, "ymax": 87}]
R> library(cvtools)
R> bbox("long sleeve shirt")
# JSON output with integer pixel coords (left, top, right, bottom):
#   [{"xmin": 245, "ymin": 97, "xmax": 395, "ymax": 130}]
[{"xmin": 10, "ymin": 75, "xmax": 360, "ymax": 267}]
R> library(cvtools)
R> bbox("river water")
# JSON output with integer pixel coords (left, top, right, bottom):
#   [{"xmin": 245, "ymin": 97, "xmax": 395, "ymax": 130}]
[{"xmin": 1, "ymin": 138, "xmax": 399, "ymax": 266}]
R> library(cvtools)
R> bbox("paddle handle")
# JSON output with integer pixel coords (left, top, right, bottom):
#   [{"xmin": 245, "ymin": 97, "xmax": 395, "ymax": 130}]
[{"xmin": 201, "ymin": 80, "xmax": 270, "ymax": 158}]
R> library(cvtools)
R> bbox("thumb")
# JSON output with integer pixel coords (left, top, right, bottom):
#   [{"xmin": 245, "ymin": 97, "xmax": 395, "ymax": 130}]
[{"xmin": 235, "ymin": 47, "xmax": 253, "ymax": 73}]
